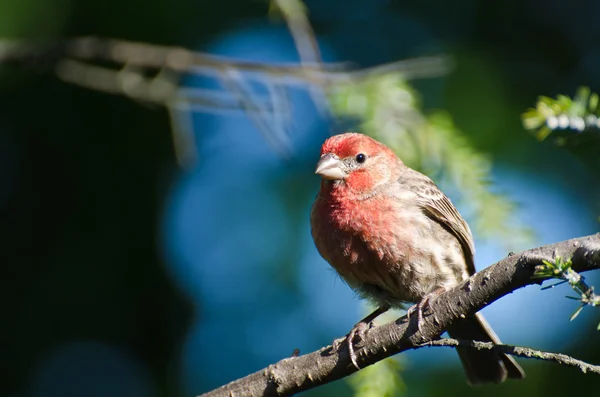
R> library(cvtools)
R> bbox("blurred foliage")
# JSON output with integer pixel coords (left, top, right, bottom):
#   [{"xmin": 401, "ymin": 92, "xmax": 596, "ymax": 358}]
[
  {"xmin": 522, "ymin": 86, "xmax": 600, "ymax": 144},
  {"xmin": 349, "ymin": 358, "xmax": 405, "ymax": 397},
  {"xmin": 329, "ymin": 74, "xmax": 533, "ymax": 248}
]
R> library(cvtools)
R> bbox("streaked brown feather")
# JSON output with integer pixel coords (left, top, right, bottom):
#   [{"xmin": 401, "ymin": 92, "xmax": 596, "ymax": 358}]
[{"xmin": 400, "ymin": 168, "xmax": 477, "ymax": 275}]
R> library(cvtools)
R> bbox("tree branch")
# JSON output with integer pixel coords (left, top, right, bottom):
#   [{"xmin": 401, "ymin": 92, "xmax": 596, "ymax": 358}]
[
  {"xmin": 0, "ymin": 36, "xmax": 450, "ymax": 166},
  {"xmin": 0, "ymin": 37, "xmax": 450, "ymax": 84},
  {"xmin": 419, "ymin": 338, "xmax": 600, "ymax": 375},
  {"xmin": 199, "ymin": 233, "xmax": 600, "ymax": 397}
]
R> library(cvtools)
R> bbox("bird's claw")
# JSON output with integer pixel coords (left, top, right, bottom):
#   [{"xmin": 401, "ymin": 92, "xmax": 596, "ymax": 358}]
[
  {"xmin": 348, "ymin": 321, "xmax": 370, "ymax": 369},
  {"xmin": 406, "ymin": 298, "xmax": 429, "ymax": 332},
  {"xmin": 407, "ymin": 287, "xmax": 447, "ymax": 332},
  {"xmin": 333, "ymin": 306, "xmax": 389, "ymax": 369},
  {"xmin": 333, "ymin": 321, "xmax": 371, "ymax": 369}
]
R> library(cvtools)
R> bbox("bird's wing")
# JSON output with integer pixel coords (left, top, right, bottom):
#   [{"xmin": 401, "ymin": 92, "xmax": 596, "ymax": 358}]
[{"xmin": 401, "ymin": 169, "xmax": 477, "ymax": 275}]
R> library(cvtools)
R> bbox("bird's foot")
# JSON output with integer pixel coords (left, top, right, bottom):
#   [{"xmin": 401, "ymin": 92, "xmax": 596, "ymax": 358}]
[
  {"xmin": 406, "ymin": 287, "xmax": 448, "ymax": 332},
  {"xmin": 332, "ymin": 305, "xmax": 390, "ymax": 369},
  {"xmin": 406, "ymin": 299, "xmax": 429, "ymax": 332},
  {"xmin": 332, "ymin": 321, "xmax": 371, "ymax": 369}
]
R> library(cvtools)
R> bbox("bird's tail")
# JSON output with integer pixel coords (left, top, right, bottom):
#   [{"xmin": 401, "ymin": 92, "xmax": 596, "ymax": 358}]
[{"xmin": 446, "ymin": 312, "xmax": 525, "ymax": 385}]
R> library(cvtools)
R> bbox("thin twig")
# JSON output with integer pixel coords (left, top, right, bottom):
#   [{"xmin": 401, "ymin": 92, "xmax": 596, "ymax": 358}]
[
  {"xmin": 273, "ymin": 0, "xmax": 322, "ymax": 66},
  {"xmin": 419, "ymin": 338, "xmax": 600, "ymax": 375}
]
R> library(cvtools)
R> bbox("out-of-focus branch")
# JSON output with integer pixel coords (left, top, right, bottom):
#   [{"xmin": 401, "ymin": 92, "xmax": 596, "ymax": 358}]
[
  {"xmin": 0, "ymin": 36, "xmax": 449, "ymax": 165},
  {"xmin": 0, "ymin": 37, "xmax": 449, "ymax": 85},
  {"xmin": 273, "ymin": 0, "xmax": 322, "ymax": 66},
  {"xmin": 198, "ymin": 234, "xmax": 600, "ymax": 397},
  {"xmin": 219, "ymin": 68, "xmax": 293, "ymax": 158},
  {"xmin": 272, "ymin": 0, "xmax": 330, "ymax": 119}
]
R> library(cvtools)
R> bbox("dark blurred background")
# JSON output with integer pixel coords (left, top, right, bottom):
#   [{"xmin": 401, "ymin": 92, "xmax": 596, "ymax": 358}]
[{"xmin": 1, "ymin": 1, "xmax": 599, "ymax": 396}]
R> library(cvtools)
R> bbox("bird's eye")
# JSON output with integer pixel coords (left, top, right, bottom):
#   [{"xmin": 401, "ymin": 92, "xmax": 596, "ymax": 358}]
[{"xmin": 355, "ymin": 153, "xmax": 366, "ymax": 164}]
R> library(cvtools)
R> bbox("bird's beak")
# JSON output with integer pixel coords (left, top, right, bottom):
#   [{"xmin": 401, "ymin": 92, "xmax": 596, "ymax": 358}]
[{"xmin": 315, "ymin": 153, "xmax": 346, "ymax": 180}]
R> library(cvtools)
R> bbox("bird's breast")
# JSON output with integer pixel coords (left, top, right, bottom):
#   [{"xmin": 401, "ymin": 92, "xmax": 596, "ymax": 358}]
[{"xmin": 311, "ymin": 192, "xmax": 426, "ymax": 304}]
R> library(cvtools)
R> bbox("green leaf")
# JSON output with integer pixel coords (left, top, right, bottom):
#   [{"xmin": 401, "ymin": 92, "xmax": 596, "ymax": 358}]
[
  {"xmin": 521, "ymin": 110, "xmax": 545, "ymax": 130},
  {"xmin": 589, "ymin": 93, "xmax": 599, "ymax": 112},
  {"xmin": 564, "ymin": 296, "xmax": 582, "ymax": 301},
  {"xmin": 522, "ymin": 86, "xmax": 600, "ymax": 141},
  {"xmin": 570, "ymin": 305, "xmax": 584, "ymax": 321}
]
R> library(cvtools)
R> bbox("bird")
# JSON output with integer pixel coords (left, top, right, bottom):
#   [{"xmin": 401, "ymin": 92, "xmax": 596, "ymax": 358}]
[{"xmin": 309, "ymin": 132, "xmax": 525, "ymax": 385}]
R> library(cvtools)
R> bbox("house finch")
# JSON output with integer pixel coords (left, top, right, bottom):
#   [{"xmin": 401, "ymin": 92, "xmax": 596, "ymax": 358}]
[{"xmin": 310, "ymin": 133, "xmax": 525, "ymax": 385}]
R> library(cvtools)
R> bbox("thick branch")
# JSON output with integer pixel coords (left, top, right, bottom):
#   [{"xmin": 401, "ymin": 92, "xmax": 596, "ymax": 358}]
[{"xmin": 199, "ymin": 233, "xmax": 600, "ymax": 397}]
